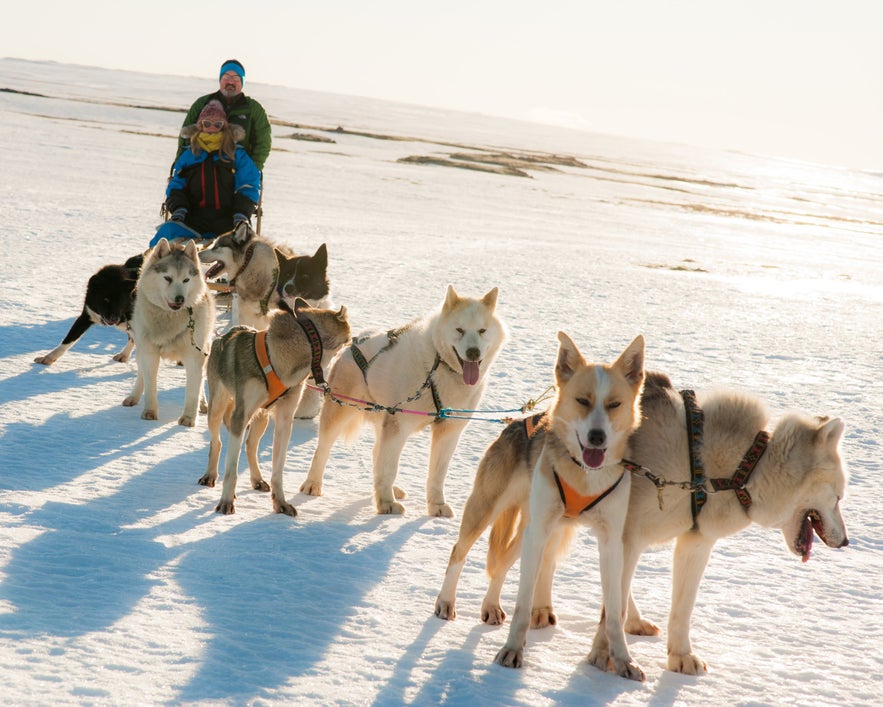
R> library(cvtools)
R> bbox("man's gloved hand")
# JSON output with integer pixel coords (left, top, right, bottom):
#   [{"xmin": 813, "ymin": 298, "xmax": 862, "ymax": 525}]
[{"xmin": 171, "ymin": 208, "xmax": 187, "ymax": 222}]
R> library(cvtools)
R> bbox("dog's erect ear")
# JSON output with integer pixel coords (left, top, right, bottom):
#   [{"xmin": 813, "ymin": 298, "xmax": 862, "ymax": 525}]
[
  {"xmin": 815, "ymin": 416, "xmax": 845, "ymax": 449},
  {"xmin": 614, "ymin": 335, "xmax": 645, "ymax": 387},
  {"xmin": 292, "ymin": 297, "xmax": 310, "ymax": 311},
  {"xmin": 481, "ymin": 287, "xmax": 499, "ymax": 312},
  {"xmin": 555, "ymin": 331, "xmax": 585, "ymax": 384},
  {"xmin": 443, "ymin": 284, "xmax": 459, "ymax": 310},
  {"xmin": 153, "ymin": 238, "xmax": 171, "ymax": 258},
  {"xmin": 337, "ymin": 305, "xmax": 348, "ymax": 322},
  {"xmin": 183, "ymin": 239, "xmax": 199, "ymax": 263},
  {"xmin": 233, "ymin": 221, "xmax": 254, "ymax": 245},
  {"xmin": 313, "ymin": 243, "xmax": 328, "ymax": 269},
  {"xmin": 277, "ymin": 298, "xmax": 295, "ymax": 316}
]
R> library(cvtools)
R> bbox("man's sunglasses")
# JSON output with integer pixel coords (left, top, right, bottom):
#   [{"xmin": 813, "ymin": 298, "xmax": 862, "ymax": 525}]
[{"xmin": 201, "ymin": 120, "xmax": 226, "ymax": 129}]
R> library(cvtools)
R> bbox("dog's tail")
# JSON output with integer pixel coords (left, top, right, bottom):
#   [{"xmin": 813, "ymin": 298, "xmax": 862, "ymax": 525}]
[{"xmin": 487, "ymin": 505, "xmax": 524, "ymax": 578}]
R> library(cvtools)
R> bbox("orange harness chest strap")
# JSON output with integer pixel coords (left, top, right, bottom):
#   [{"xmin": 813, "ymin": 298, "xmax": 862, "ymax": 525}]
[
  {"xmin": 553, "ymin": 467, "xmax": 625, "ymax": 519},
  {"xmin": 254, "ymin": 329, "xmax": 289, "ymax": 408}
]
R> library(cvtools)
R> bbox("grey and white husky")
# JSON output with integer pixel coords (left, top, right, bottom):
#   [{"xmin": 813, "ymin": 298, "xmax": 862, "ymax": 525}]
[
  {"xmin": 122, "ymin": 238, "xmax": 216, "ymax": 426},
  {"xmin": 198, "ymin": 299, "xmax": 350, "ymax": 516}
]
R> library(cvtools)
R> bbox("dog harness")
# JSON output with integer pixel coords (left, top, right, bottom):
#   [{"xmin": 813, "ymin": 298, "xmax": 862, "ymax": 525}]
[
  {"xmin": 254, "ymin": 329, "xmax": 289, "ymax": 408},
  {"xmin": 254, "ymin": 313, "xmax": 325, "ymax": 409},
  {"xmin": 553, "ymin": 467, "xmax": 625, "ymax": 519},
  {"xmin": 225, "ymin": 242, "xmax": 279, "ymax": 315},
  {"xmin": 520, "ymin": 411, "xmax": 625, "ymax": 519},
  {"xmin": 681, "ymin": 389, "xmax": 770, "ymax": 528},
  {"xmin": 350, "ymin": 325, "xmax": 445, "ymax": 419}
]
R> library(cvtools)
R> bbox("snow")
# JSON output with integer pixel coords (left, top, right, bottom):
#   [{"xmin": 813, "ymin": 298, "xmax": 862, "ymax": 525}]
[{"xmin": 1, "ymin": 57, "xmax": 882, "ymax": 706}]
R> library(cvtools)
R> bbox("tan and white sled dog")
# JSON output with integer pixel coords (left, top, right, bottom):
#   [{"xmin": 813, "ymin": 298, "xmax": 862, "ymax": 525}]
[
  {"xmin": 477, "ymin": 333, "xmax": 647, "ymax": 678},
  {"xmin": 198, "ymin": 299, "xmax": 350, "ymax": 516},
  {"xmin": 122, "ymin": 239, "xmax": 215, "ymax": 426},
  {"xmin": 301, "ymin": 285, "xmax": 506, "ymax": 516},
  {"xmin": 198, "ymin": 222, "xmax": 331, "ymax": 330}
]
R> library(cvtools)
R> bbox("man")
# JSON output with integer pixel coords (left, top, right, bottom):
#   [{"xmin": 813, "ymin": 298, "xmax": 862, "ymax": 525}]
[{"xmin": 175, "ymin": 59, "xmax": 272, "ymax": 171}]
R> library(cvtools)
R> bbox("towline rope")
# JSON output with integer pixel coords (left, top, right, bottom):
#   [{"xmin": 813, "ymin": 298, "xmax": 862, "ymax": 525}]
[{"xmin": 304, "ymin": 383, "xmax": 555, "ymax": 424}]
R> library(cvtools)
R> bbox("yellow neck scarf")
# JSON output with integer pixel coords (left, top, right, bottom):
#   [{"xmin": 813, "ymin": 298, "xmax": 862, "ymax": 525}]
[{"xmin": 197, "ymin": 132, "xmax": 224, "ymax": 153}]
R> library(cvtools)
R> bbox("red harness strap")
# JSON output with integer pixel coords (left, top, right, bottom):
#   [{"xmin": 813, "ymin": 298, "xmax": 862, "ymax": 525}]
[
  {"xmin": 553, "ymin": 467, "xmax": 625, "ymax": 519},
  {"xmin": 254, "ymin": 329, "xmax": 289, "ymax": 408}
]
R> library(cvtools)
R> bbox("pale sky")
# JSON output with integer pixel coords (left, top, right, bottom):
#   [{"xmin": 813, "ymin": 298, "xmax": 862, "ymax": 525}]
[{"xmin": 3, "ymin": 1, "xmax": 882, "ymax": 170}]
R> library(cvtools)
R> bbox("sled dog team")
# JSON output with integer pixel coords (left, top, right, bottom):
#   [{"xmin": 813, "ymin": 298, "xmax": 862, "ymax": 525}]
[{"xmin": 35, "ymin": 225, "xmax": 850, "ymax": 681}]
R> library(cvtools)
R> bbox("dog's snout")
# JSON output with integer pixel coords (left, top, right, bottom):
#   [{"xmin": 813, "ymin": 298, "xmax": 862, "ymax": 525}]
[
  {"xmin": 465, "ymin": 346, "xmax": 480, "ymax": 362},
  {"xmin": 588, "ymin": 429, "xmax": 606, "ymax": 447},
  {"xmin": 839, "ymin": 536, "xmax": 849, "ymax": 548},
  {"xmin": 174, "ymin": 295, "xmax": 185, "ymax": 305}
]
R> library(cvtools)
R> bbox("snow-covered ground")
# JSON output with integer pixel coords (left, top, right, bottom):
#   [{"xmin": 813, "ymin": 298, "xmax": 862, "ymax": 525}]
[{"xmin": 1, "ymin": 58, "xmax": 881, "ymax": 706}]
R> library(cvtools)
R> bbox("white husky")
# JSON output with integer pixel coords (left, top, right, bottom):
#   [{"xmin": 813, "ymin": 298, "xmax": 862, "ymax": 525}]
[
  {"xmin": 437, "ymin": 370, "xmax": 850, "ymax": 676},
  {"xmin": 123, "ymin": 238, "xmax": 216, "ymax": 426},
  {"xmin": 590, "ymin": 372, "xmax": 850, "ymax": 674},
  {"xmin": 301, "ymin": 285, "xmax": 506, "ymax": 516}
]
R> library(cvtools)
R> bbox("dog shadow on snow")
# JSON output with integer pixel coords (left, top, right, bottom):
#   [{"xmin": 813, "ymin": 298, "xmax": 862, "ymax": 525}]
[
  {"xmin": 172, "ymin": 493, "xmax": 427, "ymax": 703},
  {"xmin": 0, "ymin": 440, "xmax": 208, "ymax": 637},
  {"xmin": 0, "ymin": 404, "xmax": 432, "ymax": 702},
  {"xmin": 0, "ymin": 401, "xmax": 183, "ymax": 493},
  {"xmin": 0, "ymin": 319, "xmax": 133, "ymax": 405}
]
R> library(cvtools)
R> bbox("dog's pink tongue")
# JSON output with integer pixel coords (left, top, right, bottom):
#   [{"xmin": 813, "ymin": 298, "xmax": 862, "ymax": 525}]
[
  {"xmin": 582, "ymin": 448, "xmax": 605, "ymax": 468},
  {"xmin": 799, "ymin": 515, "xmax": 814, "ymax": 563},
  {"xmin": 462, "ymin": 360, "xmax": 480, "ymax": 385}
]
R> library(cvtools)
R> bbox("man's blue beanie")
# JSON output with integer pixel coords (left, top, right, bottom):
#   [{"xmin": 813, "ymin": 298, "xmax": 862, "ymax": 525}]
[{"xmin": 219, "ymin": 60, "xmax": 245, "ymax": 83}]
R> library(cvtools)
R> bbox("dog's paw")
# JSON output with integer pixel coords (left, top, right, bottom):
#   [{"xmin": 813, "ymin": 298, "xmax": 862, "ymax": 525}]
[
  {"xmin": 427, "ymin": 502, "xmax": 454, "ymax": 518},
  {"xmin": 530, "ymin": 606, "xmax": 557, "ymax": 629},
  {"xmin": 434, "ymin": 598, "xmax": 456, "ymax": 621},
  {"xmin": 393, "ymin": 485, "xmax": 407, "ymax": 500},
  {"xmin": 481, "ymin": 602, "xmax": 506, "ymax": 625},
  {"xmin": 613, "ymin": 656, "xmax": 646, "ymax": 682},
  {"xmin": 122, "ymin": 396, "xmax": 139, "ymax": 407},
  {"xmin": 494, "ymin": 647, "xmax": 524, "ymax": 669},
  {"xmin": 377, "ymin": 500, "xmax": 406, "ymax": 515},
  {"xmin": 33, "ymin": 355, "xmax": 56, "ymax": 366},
  {"xmin": 112, "ymin": 352, "xmax": 130, "ymax": 363},
  {"xmin": 199, "ymin": 399, "xmax": 208, "ymax": 414},
  {"xmin": 587, "ymin": 646, "xmax": 611, "ymax": 673},
  {"xmin": 625, "ymin": 616, "xmax": 660, "ymax": 636},
  {"xmin": 178, "ymin": 414, "xmax": 196, "ymax": 427},
  {"xmin": 272, "ymin": 497, "xmax": 298, "ymax": 517},
  {"xmin": 668, "ymin": 652, "xmax": 707, "ymax": 675},
  {"xmin": 141, "ymin": 409, "xmax": 158, "ymax": 421},
  {"xmin": 252, "ymin": 479, "xmax": 270, "ymax": 492},
  {"xmin": 299, "ymin": 479, "xmax": 323, "ymax": 496},
  {"xmin": 197, "ymin": 473, "xmax": 216, "ymax": 487},
  {"xmin": 215, "ymin": 499, "xmax": 236, "ymax": 515}
]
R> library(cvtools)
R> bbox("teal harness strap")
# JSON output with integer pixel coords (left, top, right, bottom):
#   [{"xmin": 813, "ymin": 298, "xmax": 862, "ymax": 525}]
[{"xmin": 681, "ymin": 389, "xmax": 706, "ymax": 529}]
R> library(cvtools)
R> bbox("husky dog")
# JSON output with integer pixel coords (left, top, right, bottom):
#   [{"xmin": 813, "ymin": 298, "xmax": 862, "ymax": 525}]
[
  {"xmin": 301, "ymin": 285, "xmax": 506, "ymax": 517},
  {"xmin": 198, "ymin": 299, "xmax": 350, "ymax": 516},
  {"xmin": 587, "ymin": 372, "xmax": 849, "ymax": 675},
  {"xmin": 472, "ymin": 333, "xmax": 647, "ymax": 678},
  {"xmin": 34, "ymin": 254, "xmax": 143, "ymax": 366},
  {"xmin": 199, "ymin": 222, "xmax": 330, "ymax": 330},
  {"xmin": 435, "ymin": 367, "xmax": 850, "ymax": 678},
  {"xmin": 122, "ymin": 239, "xmax": 215, "ymax": 426}
]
